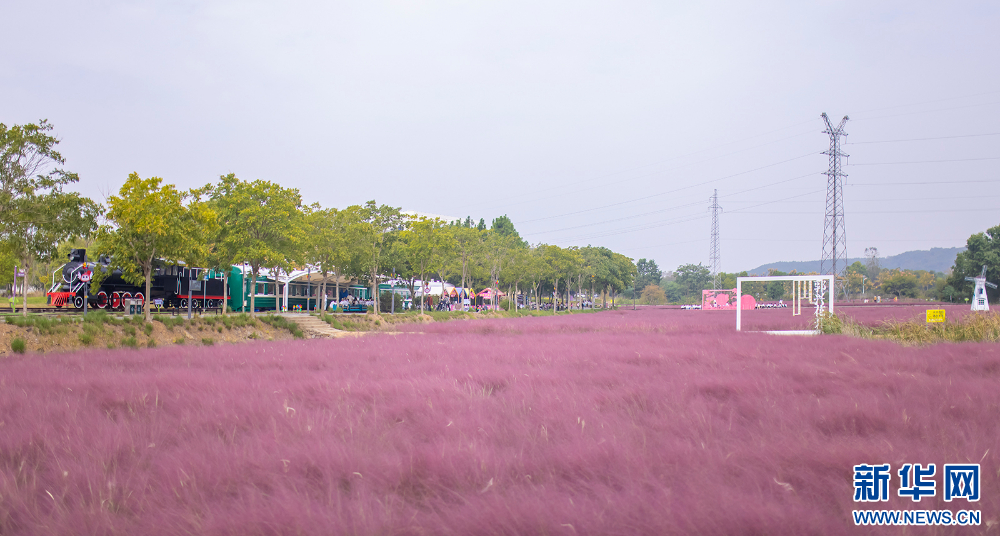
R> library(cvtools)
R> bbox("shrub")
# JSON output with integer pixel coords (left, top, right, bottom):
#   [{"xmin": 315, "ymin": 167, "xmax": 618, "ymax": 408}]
[
  {"xmin": 122, "ymin": 336, "xmax": 138, "ymax": 348},
  {"xmin": 10, "ymin": 338, "xmax": 26, "ymax": 354},
  {"xmin": 123, "ymin": 326, "xmax": 137, "ymax": 337},
  {"xmin": 106, "ymin": 342, "xmax": 115, "ymax": 349},
  {"xmin": 259, "ymin": 315, "xmax": 304, "ymax": 338},
  {"xmin": 173, "ymin": 337, "xmax": 186, "ymax": 345},
  {"xmin": 143, "ymin": 323, "xmax": 154, "ymax": 336},
  {"xmin": 79, "ymin": 333, "xmax": 94, "ymax": 346},
  {"xmin": 201, "ymin": 337, "xmax": 214, "ymax": 346},
  {"xmin": 146, "ymin": 338, "xmax": 157, "ymax": 348},
  {"xmin": 816, "ymin": 312, "xmax": 843, "ymax": 335}
]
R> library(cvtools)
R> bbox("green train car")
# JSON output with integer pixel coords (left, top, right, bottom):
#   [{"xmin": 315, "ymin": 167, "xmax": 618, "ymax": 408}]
[{"xmin": 226, "ymin": 267, "xmax": 370, "ymax": 312}]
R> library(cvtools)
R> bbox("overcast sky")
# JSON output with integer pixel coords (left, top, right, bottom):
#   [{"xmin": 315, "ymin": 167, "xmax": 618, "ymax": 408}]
[{"xmin": 5, "ymin": 0, "xmax": 998, "ymax": 272}]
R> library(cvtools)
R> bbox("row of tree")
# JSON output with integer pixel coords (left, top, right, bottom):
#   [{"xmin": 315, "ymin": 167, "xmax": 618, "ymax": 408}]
[
  {"xmin": 1, "ymin": 120, "xmax": 639, "ymax": 320},
  {"xmin": 627, "ymin": 254, "xmax": 985, "ymax": 305}
]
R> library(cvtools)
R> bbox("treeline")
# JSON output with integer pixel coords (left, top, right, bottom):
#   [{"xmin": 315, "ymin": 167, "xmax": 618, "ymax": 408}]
[
  {"xmin": 1, "ymin": 121, "xmax": 637, "ymax": 320},
  {"xmin": 630, "ymin": 253, "xmax": 989, "ymax": 305}
]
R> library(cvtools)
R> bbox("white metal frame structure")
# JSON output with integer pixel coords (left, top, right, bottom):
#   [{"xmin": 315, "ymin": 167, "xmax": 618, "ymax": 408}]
[{"xmin": 736, "ymin": 275, "xmax": 835, "ymax": 334}]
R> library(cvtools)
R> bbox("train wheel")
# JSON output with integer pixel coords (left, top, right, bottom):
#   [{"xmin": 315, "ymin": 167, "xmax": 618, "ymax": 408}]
[
  {"xmin": 112, "ymin": 292, "xmax": 122, "ymax": 309},
  {"xmin": 180, "ymin": 299, "xmax": 188, "ymax": 309},
  {"xmin": 73, "ymin": 296, "xmax": 84, "ymax": 309},
  {"xmin": 122, "ymin": 292, "xmax": 132, "ymax": 310},
  {"xmin": 205, "ymin": 299, "xmax": 215, "ymax": 308},
  {"xmin": 97, "ymin": 291, "xmax": 109, "ymax": 309}
]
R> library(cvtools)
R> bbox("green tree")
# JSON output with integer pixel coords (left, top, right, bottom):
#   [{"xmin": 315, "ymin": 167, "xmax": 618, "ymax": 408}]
[
  {"xmin": 501, "ymin": 245, "xmax": 531, "ymax": 309},
  {"xmin": 401, "ymin": 216, "xmax": 447, "ymax": 313},
  {"xmin": 210, "ymin": 174, "xmax": 304, "ymax": 315},
  {"xmin": 482, "ymin": 229, "xmax": 520, "ymax": 310},
  {"xmin": 608, "ymin": 252, "xmax": 637, "ymax": 307},
  {"xmin": 947, "ymin": 223, "xmax": 1000, "ymax": 304},
  {"xmin": 329, "ymin": 205, "xmax": 365, "ymax": 307},
  {"xmin": 636, "ymin": 258, "xmax": 662, "ymax": 291},
  {"xmin": 1, "ymin": 120, "xmax": 99, "ymax": 315},
  {"xmin": 845, "ymin": 261, "xmax": 867, "ymax": 299},
  {"xmin": 303, "ymin": 204, "xmax": 340, "ymax": 311},
  {"xmin": 95, "ymin": 173, "xmax": 214, "ymax": 321},
  {"xmin": 883, "ymin": 273, "xmax": 919, "ymax": 298},
  {"xmin": 766, "ymin": 269, "xmax": 788, "ymax": 301},
  {"xmin": 357, "ymin": 201, "xmax": 408, "ymax": 313},
  {"xmin": 662, "ymin": 280, "xmax": 684, "ymax": 302},
  {"xmin": 490, "ymin": 215, "xmax": 525, "ymax": 245},
  {"xmin": 1, "ymin": 120, "xmax": 77, "ymax": 220},
  {"xmin": 675, "ymin": 263, "xmax": 711, "ymax": 299},
  {"xmin": 581, "ymin": 246, "xmax": 619, "ymax": 307},
  {"xmin": 540, "ymin": 244, "xmax": 576, "ymax": 313},
  {"xmin": 448, "ymin": 225, "xmax": 482, "ymax": 290}
]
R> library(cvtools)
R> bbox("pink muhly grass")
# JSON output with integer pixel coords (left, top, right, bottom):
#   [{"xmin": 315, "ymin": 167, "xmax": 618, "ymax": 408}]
[{"xmin": 0, "ymin": 308, "xmax": 996, "ymax": 534}]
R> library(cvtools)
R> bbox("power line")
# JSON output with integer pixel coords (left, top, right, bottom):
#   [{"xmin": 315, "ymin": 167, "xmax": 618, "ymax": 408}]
[
  {"xmin": 482, "ymin": 118, "xmax": 819, "ymax": 211},
  {"xmin": 519, "ymin": 151, "xmax": 817, "ymax": 225},
  {"xmin": 853, "ymin": 100, "xmax": 1000, "ymax": 121},
  {"xmin": 539, "ymin": 188, "xmax": 822, "ymax": 243},
  {"xmin": 732, "ymin": 193, "xmax": 1000, "ymax": 204},
  {"xmin": 853, "ymin": 89, "xmax": 1000, "ymax": 115},
  {"xmin": 851, "ymin": 156, "xmax": 1000, "ymax": 165},
  {"xmin": 847, "ymin": 132, "xmax": 1000, "ymax": 144},
  {"xmin": 728, "ymin": 208, "xmax": 1000, "ymax": 214},
  {"xmin": 850, "ymin": 178, "xmax": 1000, "ymax": 186},
  {"xmin": 525, "ymin": 171, "xmax": 819, "ymax": 236}
]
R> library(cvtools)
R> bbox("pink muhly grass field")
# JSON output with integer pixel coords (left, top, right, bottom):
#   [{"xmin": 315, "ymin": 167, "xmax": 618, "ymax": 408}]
[{"xmin": 1, "ymin": 308, "xmax": 997, "ymax": 535}]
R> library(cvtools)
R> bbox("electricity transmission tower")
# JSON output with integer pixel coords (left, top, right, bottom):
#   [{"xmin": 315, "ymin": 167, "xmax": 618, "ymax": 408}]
[
  {"xmin": 820, "ymin": 113, "xmax": 849, "ymax": 291},
  {"xmin": 709, "ymin": 189, "xmax": 722, "ymax": 289}
]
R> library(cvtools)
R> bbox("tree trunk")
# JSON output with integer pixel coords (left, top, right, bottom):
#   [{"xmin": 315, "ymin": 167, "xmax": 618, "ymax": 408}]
[
  {"xmin": 223, "ymin": 273, "xmax": 228, "ymax": 315},
  {"xmin": 371, "ymin": 267, "xmax": 378, "ymax": 314},
  {"xmin": 335, "ymin": 267, "xmax": 340, "ymax": 311},
  {"xmin": 21, "ymin": 258, "xmax": 29, "ymax": 317},
  {"xmin": 578, "ymin": 276, "xmax": 583, "ymax": 310},
  {"xmin": 145, "ymin": 266, "xmax": 152, "ymax": 322},
  {"xmin": 553, "ymin": 277, "xmax": 559, "ymax": 315},
  {"xmin": 250, "ymin": 267, "xmax": 257, "ymax": 316},
  {"xmin": 321, "ymin": 271, "xmax": 328, "ymax": 313}
]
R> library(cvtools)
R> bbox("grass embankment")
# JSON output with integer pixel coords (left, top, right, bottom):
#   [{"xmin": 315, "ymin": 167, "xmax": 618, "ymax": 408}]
[
  {"xmin": 1, "ymin": 311, "xmax": 301, "ymax": 355},
  {"xmin": 822, "ymin": 310, "xmax": 1000, "ymax": 345},
  {"xmin": 320, "ymin": 307, "xmax": 603, "ymax": 331}
]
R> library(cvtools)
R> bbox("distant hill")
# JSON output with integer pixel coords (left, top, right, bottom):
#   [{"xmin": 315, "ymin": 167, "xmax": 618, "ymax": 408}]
[{"xmin": 745, "ymin": 247, "xmax": 965, "ymax": 275}]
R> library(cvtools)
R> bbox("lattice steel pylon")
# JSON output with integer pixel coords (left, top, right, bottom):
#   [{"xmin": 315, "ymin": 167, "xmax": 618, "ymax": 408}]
[
  {"xmin": 709, "ymin": 189, "xmax": 722, "ymax": 289},
  {"xmin": 820, "ymin": 113, "xmax": 849, "ymax": 292}
]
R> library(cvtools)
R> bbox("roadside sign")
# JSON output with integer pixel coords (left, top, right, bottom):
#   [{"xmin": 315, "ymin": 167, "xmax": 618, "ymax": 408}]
[
  {"xmin": 926, "ymin": 309, "xmax": 946, "ymax": 323},
  {"xmin": 79, "ymin": 270, "xmax": 92, "ymax": 282},
  {"xmin": 16, "ymin": 270, "xmax": 25, "ymax": 277}
]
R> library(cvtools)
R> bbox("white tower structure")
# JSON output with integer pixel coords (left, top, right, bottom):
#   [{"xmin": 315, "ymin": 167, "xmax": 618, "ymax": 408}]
[{"xmin": 966, "ymin": 265, "xmax": 997, "ymax": 312}]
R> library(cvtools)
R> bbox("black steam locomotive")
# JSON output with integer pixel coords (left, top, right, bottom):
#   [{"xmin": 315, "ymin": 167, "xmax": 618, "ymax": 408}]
[{"xmin": 46, "ymin": 249, "xmax": 228, "ymax": 310}]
